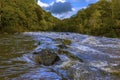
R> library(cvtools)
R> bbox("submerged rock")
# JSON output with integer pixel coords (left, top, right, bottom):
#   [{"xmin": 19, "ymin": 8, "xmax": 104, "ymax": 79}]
[
  {"xmin": 82, "ymin": 36, "xmax": 101, "ymax": 45},
  {"xmin": 33, "ymin": 49, "xmax": 60, "ymax": 66},
  {"xmin": 58, "ymin": 44, "xmax": 68, "ymax": 49},
  {"xmin": 56, "ymin": 39, "xmax": 71, "ymax": 49},
  {"xmin": 58, "ymin": 49, "xmax": 83, "ymax": 62}
]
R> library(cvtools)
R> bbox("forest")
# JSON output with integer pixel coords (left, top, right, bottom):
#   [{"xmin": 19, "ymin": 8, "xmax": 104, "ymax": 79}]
[
  {"xmin": 0, "ymin": 0, "xmax": 120, "ymax": 38},
  {"xmin": 0, "ymin": 0, "xmax": 59, "ymax": 33},
  {"xmin": 53, "ymin": 0, "xmax": 120, "ymax": 38}
]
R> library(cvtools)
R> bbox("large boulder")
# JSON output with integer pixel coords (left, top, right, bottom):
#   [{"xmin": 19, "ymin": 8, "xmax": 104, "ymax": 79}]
[{"xmin": 33, "ymin": 49, "xmax": 60, "ymax": 66}]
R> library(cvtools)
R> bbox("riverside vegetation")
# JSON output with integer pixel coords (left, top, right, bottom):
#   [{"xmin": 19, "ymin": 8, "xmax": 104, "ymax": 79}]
[
  {"xmin": 0, "ymin": 0, "xmax": 59, "ymax": 33},
  {"xmin": 0, "ymin": 0, "xmax": 120, "ymax": 79},
  {"xmin": 0, "ymin": 0, "xmax": 120, "ymax": 38},
  {"xmin": 53, "ymin": 0, "xmax": 120, "ymax": 38}
]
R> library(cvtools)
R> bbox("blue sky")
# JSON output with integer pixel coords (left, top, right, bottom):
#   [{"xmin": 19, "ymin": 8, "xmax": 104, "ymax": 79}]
[{"xmin": 38, "ymin": 0, "xmax": 98, "ymax": 19}]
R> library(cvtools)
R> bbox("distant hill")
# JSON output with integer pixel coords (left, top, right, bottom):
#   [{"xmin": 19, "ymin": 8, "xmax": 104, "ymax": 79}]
[
  {"xmin": 0, "ymin": 0, "xmax": 59, "ymax": 33},
  {"xmin": 54, "ymin": 0, "xmax": 120, "ymax": 38},
  {"xmin": 0, "ymin": 0, "xmax": 119, "ymax": 38}
]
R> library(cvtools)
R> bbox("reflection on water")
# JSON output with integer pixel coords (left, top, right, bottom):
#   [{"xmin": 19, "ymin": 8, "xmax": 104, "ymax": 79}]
[
  {"xmin": 0, "ymin": 32, "xmax": 120, "ymax": 80},
  {"xmin": 0, "ymin": 34, "xmax": 36, "ymax": 79}
]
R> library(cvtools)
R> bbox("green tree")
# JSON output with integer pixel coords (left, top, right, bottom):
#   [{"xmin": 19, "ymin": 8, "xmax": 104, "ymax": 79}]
[
  {"xmin": 112, "ymin": 0, "xmax": 120, "ymax": 28},
  {"xmin": 54, "ymin": 0, "xmax": 119, "ymax": 38},
  {"xmin": 0, "ymin": 0, "xmax": 59, "ymax": 33}
]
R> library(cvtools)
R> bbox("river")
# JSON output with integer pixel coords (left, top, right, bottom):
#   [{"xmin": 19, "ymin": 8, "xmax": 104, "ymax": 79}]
[{"xmin": 0, "ymin": 32, "xmax": 120, "ymax": 80}]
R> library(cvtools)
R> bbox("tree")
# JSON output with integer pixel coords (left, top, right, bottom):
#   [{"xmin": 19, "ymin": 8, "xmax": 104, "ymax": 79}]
[
  {"xmin": 0, "ymin": 0, "xmax": 59, "ymax": 33},
  {"xmin": 112, "ymin": 0, "xmax": 120, "ymax": 19},
  {"xmin": 53, "ymin": 0, "xmax": 119, "ymax": 38}
]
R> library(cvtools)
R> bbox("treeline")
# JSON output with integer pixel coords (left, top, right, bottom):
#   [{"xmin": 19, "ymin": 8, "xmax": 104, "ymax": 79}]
[
  {"xmin": 53, "ymin": 0, "xmax": 120, "ymax": 38},
  {"xmin": 0, "ymin": 0, "xmax": 120, "ymax": 38},
  {"xmin": 0, "ymin": 0, "xmax": 59, "ymax": 33}
]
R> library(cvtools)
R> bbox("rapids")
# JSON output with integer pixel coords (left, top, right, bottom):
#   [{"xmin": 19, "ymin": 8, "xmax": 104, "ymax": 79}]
[{"xmin": 0, "ymin": 32, "xmax": 120, "ymax": 80}]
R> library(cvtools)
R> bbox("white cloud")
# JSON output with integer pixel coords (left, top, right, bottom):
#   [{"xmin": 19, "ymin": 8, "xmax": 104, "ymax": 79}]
[
  {"xmin": 50, "ymin": 2, "xmax": 54, "ymax": 5},
  {"xmin": 72, "ymin": 8, "xmax": 75, "ymax": 11},
  {"xmin": 71, "ymin": 0, "xmax": 80, "ymax": 2},
  {"xmin": 45, "ymin": 1, "xmax": 72, "ymax": 14},
  {"xmin": 52, "ymin": 7, "xmax": 82, "ymax": 19},
  {"xmin": 37, "ymin": 0, "xmax": 49, "ymax": 7},
  {"xmin": 37, "ymin": 0, "xmax": 84, "ymax": 19},
  {"xmin": 56, "ymin": 0, "xmax": 66, "ymax": 3}
]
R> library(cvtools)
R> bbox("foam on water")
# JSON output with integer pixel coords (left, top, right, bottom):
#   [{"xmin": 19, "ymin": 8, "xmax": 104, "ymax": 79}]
[
  {"xmin": 20, "ymin": 32, "xmax": 120, "ymax": 79},
  {"xmin": 82, "ymin": 36, "xmax": 101, "ymax": 45}
]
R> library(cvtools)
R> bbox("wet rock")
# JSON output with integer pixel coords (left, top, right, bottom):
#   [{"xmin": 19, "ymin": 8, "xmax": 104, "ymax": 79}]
[
  {"xmin": 62, "ymin": 39, "xmax": 72, "ymax": 45},
  {"xmin": 58, "ymin": 49, "xmax": 83, "ymax": 62},
  {"xmin": 3, "ymin": 32, "xmax": 8, "ymax": 34},
  {"xmin": 82, "ymin": 36, "xmax": 101, "ymax": 45},
  {"xmin": 33, "ymin": 49, "xmax": 60, "ymax": 66},
  {"xmin": 66, "ymin": 33, "xmax": 70, "ymax": 35},
  {"xmin": 56, "ymin": 39, "xmax": 71, "ymax": 49},
  {"xmin": 58, "ymin": 44, "xmax": 68, "ymax": 49}
]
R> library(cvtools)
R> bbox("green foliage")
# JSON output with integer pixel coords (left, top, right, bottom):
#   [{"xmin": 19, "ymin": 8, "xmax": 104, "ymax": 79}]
[
  {"xmin": 0, "ymin": 0, "xmax": 59, "ymax": 33},
  {"xmin": 111, "ymin": 0, "xmax": 120, "ymax": 32},
  {"xmin": 54, "ymin": 0, "xmax": 120, "ymax": 38},
  {"xmin": 0, "ymin": 0, "xmax": 119, "ymax": 38},
  {"xmin": 62, "ymin": 39, "xmax": 71, "ymax": 45}
]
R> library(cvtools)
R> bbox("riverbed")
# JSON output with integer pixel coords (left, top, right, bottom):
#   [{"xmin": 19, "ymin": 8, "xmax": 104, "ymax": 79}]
[{"xmin": 0, "ymin": 32, "xmax": 120, "ymax": 80}]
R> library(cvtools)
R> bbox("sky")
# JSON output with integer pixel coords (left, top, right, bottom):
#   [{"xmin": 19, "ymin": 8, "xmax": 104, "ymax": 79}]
[{"xmin": 37, "ymin": 0, "xmax": 99, "ymax": 19}]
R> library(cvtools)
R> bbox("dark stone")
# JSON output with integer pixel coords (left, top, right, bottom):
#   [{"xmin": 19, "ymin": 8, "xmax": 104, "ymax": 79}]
[
  {"xmin": 66, "ymin": 33, "xmax": 70, "ymax": 35},
  {"xmin": 58, "ymin": 49, "xmax": 83, "ymax": 62},
  {"xmin": 33, "ymin": 49, "xmax": 60, "ymax": 66},
  {"xmin": 58, "ymin": 44, "xmax": 68, "ymax": 49},
  {"xmin": 33, "ymin": 51, "xmax": 39, "ymax": 54}
]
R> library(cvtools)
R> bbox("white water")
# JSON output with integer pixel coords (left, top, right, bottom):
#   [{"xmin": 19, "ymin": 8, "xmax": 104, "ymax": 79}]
[
  {"xmin": 21, "ymin": 32, "xmax": 120, "ymax": 80},
  {"xmin": 1, "ymin": 32, "xmax": 119, "ymax": 80}
]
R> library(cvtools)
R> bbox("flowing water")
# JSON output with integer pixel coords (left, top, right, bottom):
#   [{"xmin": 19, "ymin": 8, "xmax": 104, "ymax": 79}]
[{"xmin": 0, "ymin": 32, "xmax": 120, "ymax": 80}]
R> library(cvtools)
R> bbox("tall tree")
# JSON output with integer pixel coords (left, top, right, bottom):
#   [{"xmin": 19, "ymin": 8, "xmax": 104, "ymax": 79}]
[
  {"xmin": 112, "ymin": 0, "xmax": 120, "ymax": 28},
  {"xmin": 112, "ymin": 0, "xmax": 120, "ymax": 19},
  {"xmin": 0, "ymin": 0, "xmax": 59, "ymax": 33}
]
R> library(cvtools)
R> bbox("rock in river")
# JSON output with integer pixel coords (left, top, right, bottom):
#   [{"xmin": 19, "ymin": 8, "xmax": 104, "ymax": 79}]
[{"xmin": 33, "ymin": 49, "xmax": 60, "ymax": 66}]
